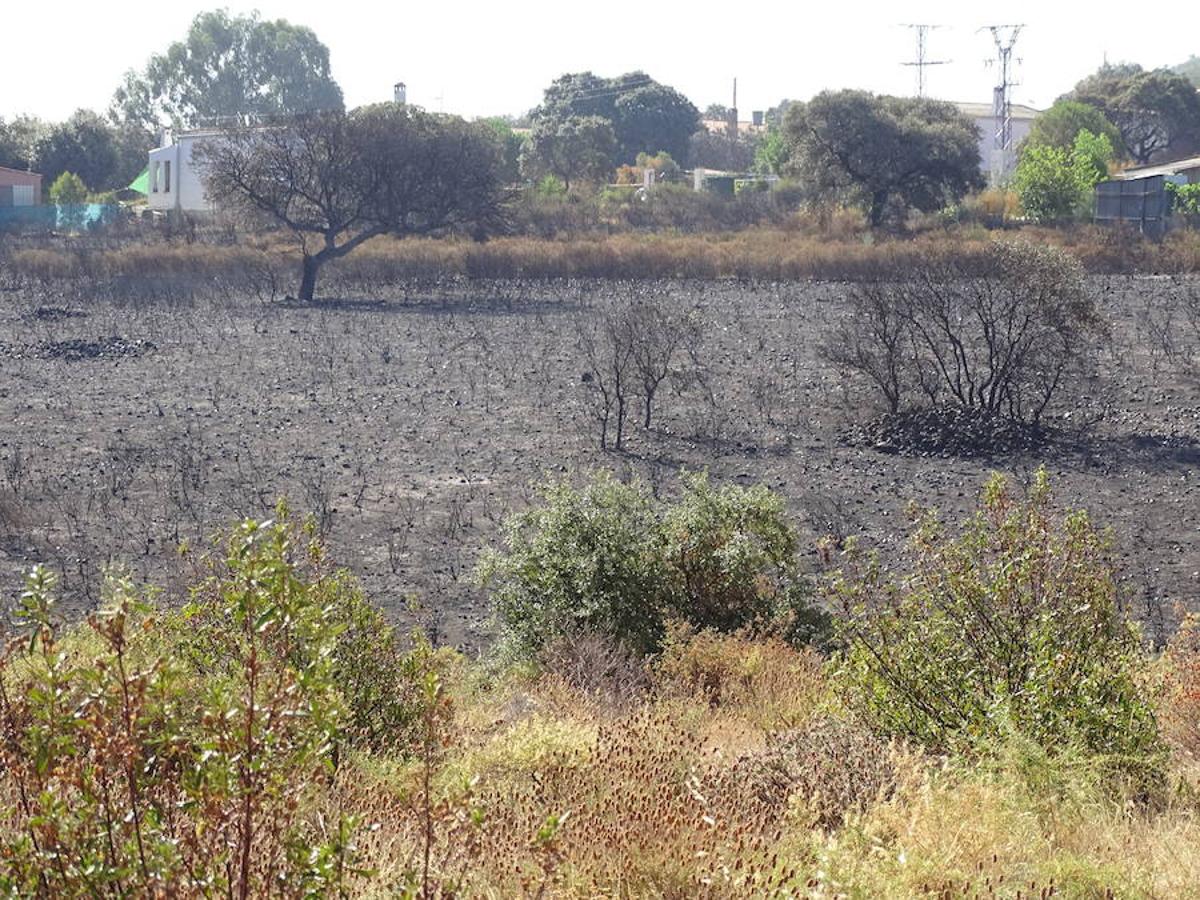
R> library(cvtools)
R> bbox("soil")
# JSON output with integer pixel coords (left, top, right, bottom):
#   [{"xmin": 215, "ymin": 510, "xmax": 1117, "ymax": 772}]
[{"xmin": 0, "ymin": 275, "xmax": 1197, "ymax": 648}]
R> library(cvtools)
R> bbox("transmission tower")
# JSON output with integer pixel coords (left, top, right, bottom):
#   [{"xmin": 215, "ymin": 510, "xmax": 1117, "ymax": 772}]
[
  {"xmin": 983, "ymin": 24, "xmax": 1024, "ymax": 183},
  {"xmin": 901, "ymin": 24, "xmax": 950, "ymax": 97}
]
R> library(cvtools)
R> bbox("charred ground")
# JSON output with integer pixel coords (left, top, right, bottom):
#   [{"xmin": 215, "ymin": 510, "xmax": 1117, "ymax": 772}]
[{"xmin": 0, "ymin": 275, "xmax": 1196, "ymax": 646}]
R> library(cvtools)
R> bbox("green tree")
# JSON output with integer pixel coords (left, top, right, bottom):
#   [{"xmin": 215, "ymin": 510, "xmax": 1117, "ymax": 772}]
[
  {"xmin": 32, "ymin": 110, "xmax": 150, "ymax": 192},
  {"xmin": 1014, "ymin": 129, "xmax": 1113, "ymax": 222},
  {"xmin": 1174, "ymin": 54, "xmax": 1200, "ymax": 87},
  {"xmin": 662, "ymin": 472, "xmax": 826, "ymax": 645},
  {"xmin": 782, "ymin": 90, "xmax": 982, "ymax": 227},
  {"xmin": 1021, "ymin": 99, "xmax": 1125, "ymax": 159},
  {"xmin": 197, "ymin": 103, "xmax": 509, "ymax": 301},
  {"xmin": 48, "ymin": 171, "xmax": 87, "ymax": 205},
  {"xmin": 831, "ymin": 469, "xmax": 1162, "ymax": 772},
  {"xmin": 111, "ymin": 9, "xmax": 343, "ymax": 131},
  {"xmin": 1065, "ymin": 63, "xmax": 1200, "ymax": 164},
  {"xmin": 479, "ymin": 116, "xmax": 525, "ymax": 184},
  {"xmin": 0, "ymin": 116, "xmax": 47, "ymax": 173},
  {"xmin": 479, "ymin": 471, "xmax": 828, "ymax": 660},
  {"xmin": 479, "ymin": 471, "xmax": 669, "ymax": 658},
  {"xmin": 753, "ymin": 129, "xmax": 791, "ymax": 175},
  {"xmin": 532, "ymin": 71, "xmax": 700, "ymax": 165},
  {"xmin": 519, "ymin": 115, "xmax": 616, "ymax": 191}
]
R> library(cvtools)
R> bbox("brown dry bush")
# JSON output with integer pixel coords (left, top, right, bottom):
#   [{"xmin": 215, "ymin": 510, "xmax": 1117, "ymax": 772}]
[
  {"xmin": 1161, "ymin": 614, "xmax": 1200, "ymax": 778},
  {"xmin": 8, "ymin": 228, "xmax": 1200, "ymax": 295},
  {"xmin": 732, "ymin": 714, "xmax": 896, "ymax": 830}
]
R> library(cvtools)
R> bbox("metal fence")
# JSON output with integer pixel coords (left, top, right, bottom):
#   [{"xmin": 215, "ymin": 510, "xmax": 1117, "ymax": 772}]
[
  {"xmin": 1094, "ymin": 175, "xmax": 1173, "ymax": 238},
  {"xmin": 0, "ymin": 204, "xmax": 121, "ymax": 232}
]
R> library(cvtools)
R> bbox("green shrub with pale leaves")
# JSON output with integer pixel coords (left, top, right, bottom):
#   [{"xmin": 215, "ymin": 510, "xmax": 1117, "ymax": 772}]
[{"xmin": 829, "ymin": 469, "xmax": 1162, "ymax": 776}]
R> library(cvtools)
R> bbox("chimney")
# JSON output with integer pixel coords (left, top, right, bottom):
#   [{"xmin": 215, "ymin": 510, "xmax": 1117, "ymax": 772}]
[{"xmin": 394, "ymin": 82, "xmax": 407, "ymax": 105}]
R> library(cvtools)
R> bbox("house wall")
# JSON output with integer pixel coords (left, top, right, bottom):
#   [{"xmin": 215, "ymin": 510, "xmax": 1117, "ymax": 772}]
[
  {"xmin": 972, "ymin": 115, "xmax": 1035, "ymax": 182},
  {"xmin": 0, "ymin": 168, "xmax": 43, "ymax": 205},
  {"xmin": 147, "ymin": 136, "xmax": 215, "ymax": 213}
]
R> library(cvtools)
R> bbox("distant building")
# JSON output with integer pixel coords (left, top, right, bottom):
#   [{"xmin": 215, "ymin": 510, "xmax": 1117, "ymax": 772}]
[
  {"xmin": 0, "ymin": 166, "xmax": 42, "ymax": 207},
  {"xmin": 699, "ymin": 117, "xmax": 768, "ymax": 138},
  {"xmin": 1095, "ymin": 155, "xmax": 1200, "ymax": 237},
  {"xmin": 147, "ymin": 129, "xmax": 224, "ymax": 214},
  {"xmin": 952, "ymin": 101, "xmax": 1041, "ymax": 181},
  {"xmin": 1109, "ymin": 155, "xmax": 1200, "ymax": 184}
]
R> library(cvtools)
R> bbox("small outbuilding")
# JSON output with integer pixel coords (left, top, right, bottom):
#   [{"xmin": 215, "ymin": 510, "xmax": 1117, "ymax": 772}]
[
  {"xmin": 1094, "ymin": 155, "xmax": 1200, "ymax": 237},
  {"xmin": 0, "ymin": 166, "xmax": 42, "ymax": 207}
]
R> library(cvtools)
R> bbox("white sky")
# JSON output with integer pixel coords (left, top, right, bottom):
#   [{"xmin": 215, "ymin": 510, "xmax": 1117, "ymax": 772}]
[{"xmin": 2, "ymin": 1, "xmax": 1198, "ymax": 123}]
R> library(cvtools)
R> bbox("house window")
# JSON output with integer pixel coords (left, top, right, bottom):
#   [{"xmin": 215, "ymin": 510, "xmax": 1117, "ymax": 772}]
[
  {"xmin": 164, "ymin": 161, "xmax": 171, "ymax": 194},
  {"xmin": 151, "ymin": 162, "xmax": 159, "ymax": 193}
]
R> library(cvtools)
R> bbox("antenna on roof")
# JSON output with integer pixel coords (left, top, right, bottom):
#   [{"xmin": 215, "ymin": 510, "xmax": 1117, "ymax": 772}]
[{"xmin": 901, "ymin": 24, "xmax": 951, "ymax": 97}]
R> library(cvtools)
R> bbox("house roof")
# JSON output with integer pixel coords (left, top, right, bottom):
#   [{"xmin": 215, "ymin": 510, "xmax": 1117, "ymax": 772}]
[
  {"xmin": 952, "ymin": 101, "xmax": 1041, "ymax": 120},
  {"xmin": 0, "ymin": 165, "xmax": 42, "ymax": 180},
  {"xmin": 1112, "ymin": 155, "xmax": 1200, "ymax": 180}
]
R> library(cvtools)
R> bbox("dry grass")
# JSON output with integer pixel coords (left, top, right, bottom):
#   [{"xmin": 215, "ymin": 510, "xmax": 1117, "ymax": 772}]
[
  {"xmin": 311, "ymin": 629, "xmax": 1200, "ymax": 897},
  {"xmin": 7, "ymin": 227, "xmax": 1200, "ymax": 295}
]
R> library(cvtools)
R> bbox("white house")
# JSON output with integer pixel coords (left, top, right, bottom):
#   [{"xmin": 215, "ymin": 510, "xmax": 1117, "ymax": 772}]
[
  {"xmin": 147, "ymin": 129, "xmax": 224, "ymax": 213},
  {"xmin": 953, "ymin": 101, "xmax": 1041, "ymax": 182}
]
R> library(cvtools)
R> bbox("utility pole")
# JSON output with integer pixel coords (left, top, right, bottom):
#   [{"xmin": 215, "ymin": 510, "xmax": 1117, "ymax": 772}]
[
  {"xmin": 983, "ymin": 24, "xmax": 1024, "ymax": 184},
  {"xmin": 901, "ymin": 24, "xmax": 950, "ymax": 97},
  {"xmin": 729, "ymin": 77, "xmax": 739, "ymax": 141}
]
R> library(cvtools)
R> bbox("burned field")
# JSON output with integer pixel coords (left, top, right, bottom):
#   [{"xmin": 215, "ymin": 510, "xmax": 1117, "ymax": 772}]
[{"xmin": 0, "ymin": 274, "xmax": 1197, "ymax": 647}]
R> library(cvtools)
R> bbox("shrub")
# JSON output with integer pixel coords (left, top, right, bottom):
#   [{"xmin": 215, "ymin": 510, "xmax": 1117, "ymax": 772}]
[
  {"xmin": 0, "ymin": 515, "xmax": 367, "ymax": 895},
  {"xmin": 829, "ymin": 469, "xmax": 1163, "ymax": 771},
  {"xmin": 1162, "ymin": 614, "xmax": 1200, "ymax": 770},
  {"xmin": 480, "ymin": 471, "xmax": 828, "ymax": 661},
  {"xmin": 478, "ymin": 472, "xmax": 669, "ymax": 659},
  {"xmin": 662, "ymin": 471, "xmax": 825, "ymax": 642},
  {"xmin": 824, "ymin": 239, "xmax": 1106, "ymax": 425},
  {"xmin": 653, "ymin": 624, "xmax": 825, "ymax": 727},
  {"xmin": 733, "ymin": 715, "xmax": 895, "ymax": 829}
]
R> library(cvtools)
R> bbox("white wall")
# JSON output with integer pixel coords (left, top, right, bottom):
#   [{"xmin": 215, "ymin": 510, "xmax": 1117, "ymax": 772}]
[
  {"xmin": 147, "ymin": 135, "xmax": 216, "ymax": 213},
  {"xmin": 974, "ymin": 116, "xmax": 1035, "ymax": 182}
]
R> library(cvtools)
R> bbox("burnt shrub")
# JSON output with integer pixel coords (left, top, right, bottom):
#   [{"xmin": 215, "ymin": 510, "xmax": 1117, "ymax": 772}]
[{"xmin": 825, "ymin": 240, "xmax": 1108, "ymax": 428}]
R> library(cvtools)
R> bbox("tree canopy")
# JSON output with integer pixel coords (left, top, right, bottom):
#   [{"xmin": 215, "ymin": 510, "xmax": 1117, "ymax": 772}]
[
  {"xmin": 197, "ymin": 104, "xmax": 509, "ymax": 301},
  {"xmin": 29, "ymin": 110, "xmax": 150, "ymax": 192},
  {"xmin": 1014, "ymin": 130, "xmax": 1114, "ymax": 223},
  {"xmin": 1064, "ymin": 63, "xmax": 1200, "ymax": 164},
  {"xmin": 520, "ymin": 115, "xmax": 616, "ymax": 191},
  {"xmin": 782, "ymin": 91, "xmax": 982, "ymax": 227},
  {"xmin": 111, "ymin": 9, "xmax": 344, "ymax": 132},
  {"xmin": 1176, "ymin": 55, "xmax": 1200, "ymax": 87},
  {"xmin": 532, "ymin": 72, "xmax": 700, "ymax": 165},
  {"xmin": 1022, "ymin": 99, "xmax": 1125, "ymax": 159}
]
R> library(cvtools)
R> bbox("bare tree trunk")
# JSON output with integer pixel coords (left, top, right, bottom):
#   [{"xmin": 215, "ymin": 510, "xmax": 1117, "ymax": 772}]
[{"xmin": 298, "ymin": 254, "xmax": 322, "ymax": 302}]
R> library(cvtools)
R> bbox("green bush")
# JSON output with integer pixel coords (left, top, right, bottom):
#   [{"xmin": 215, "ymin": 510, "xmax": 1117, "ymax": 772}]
[
  {"xmin": 663, "ymin": 471, "xmax": 826, "ymax": 644},
  {"xmin": 479, "ymin": 471, "xmax": 827, "ymax": 660},
  {"xmin": 829, "ymin": 469, "xmax": 1162, "ymax": 772},
  {"xmin": 478, "ymin": 472, "xmax": 668, "ymax": 658},
  {"xmin": 0, "ymin": 512, "xmax": 369, "ymax": 895}
]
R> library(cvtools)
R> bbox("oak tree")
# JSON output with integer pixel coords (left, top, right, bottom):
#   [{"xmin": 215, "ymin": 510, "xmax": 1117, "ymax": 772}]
[{"xmin": 197, "ymin": 104, "xmax": 509, "ymax": 301}]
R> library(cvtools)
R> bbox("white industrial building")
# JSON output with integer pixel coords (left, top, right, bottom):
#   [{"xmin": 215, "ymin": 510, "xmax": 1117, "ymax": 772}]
[
  {"xmin": 953, "ymin": 101, "xmax": 1041, "ymax": 182},
  {"xmin": 146, "ymin": 129, "xmax": 223, "ymax": 214}
]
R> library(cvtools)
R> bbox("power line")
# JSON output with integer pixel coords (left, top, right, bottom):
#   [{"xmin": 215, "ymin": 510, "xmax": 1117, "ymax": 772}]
[
  {"xmin": 982, "ymin": 24, "xmax": 1024, "ymax": 183},
  {"xmin": 900, "ymin": 24, "xmax": 950, "ymax": 97}
]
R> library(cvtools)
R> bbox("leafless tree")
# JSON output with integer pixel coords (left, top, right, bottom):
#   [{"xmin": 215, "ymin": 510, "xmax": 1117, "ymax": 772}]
[
  {"xmin": 824, "ymin": 241, "xmax": 1107, "ymax": 425},
  {"xmin": 577, "ymin": 309, "xmax": 637, "ymax": 451},
  {"xmin": 628, "ymin": 301, "xmax": 700, "ymax": 429}
]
